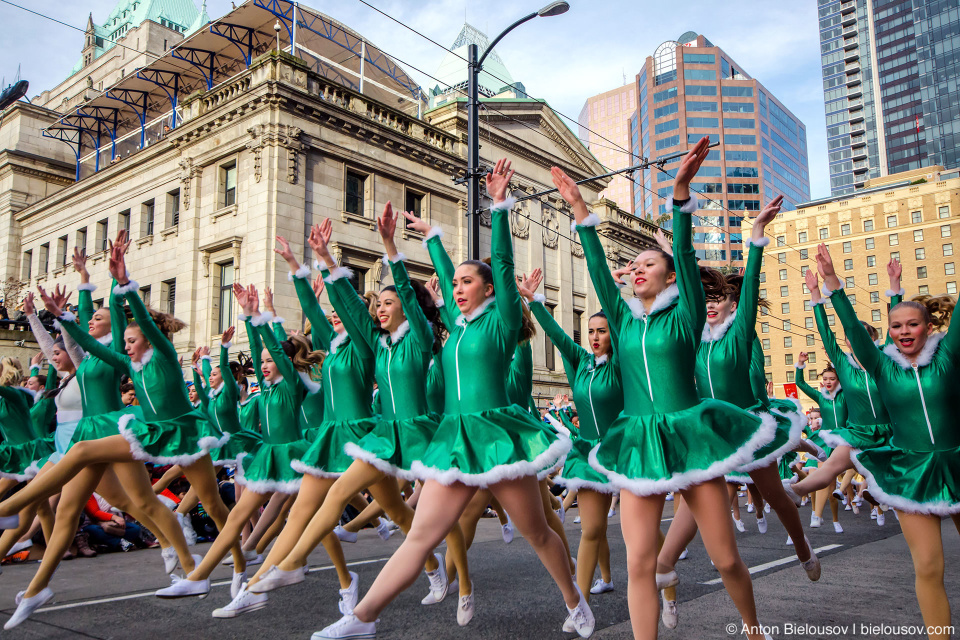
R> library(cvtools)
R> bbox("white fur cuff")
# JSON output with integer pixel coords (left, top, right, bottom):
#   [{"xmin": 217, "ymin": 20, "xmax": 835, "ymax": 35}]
[
  {"xmin": 533, "ymin": 293, "xmax": 546, "ymax": 304},
  {"xmin": 271, "ymin": 317, "xmax": 286, "ymax": 325},
  {"xmin": 238, "ymin": 313, "xmax": 249, "ymax": 322},
  {"xmin": 821, "ymin": 280, "xmax": 845, "ymax": 297},
  {"xmin": 324, "ymin": 266, "xmax": 354, "ymax": 284},
  {"xmin": 746, "ymin": 237, "xmax": 770, "ymax": 248},
  {"xmin": 250, "ymin": 311, "xmax": 274, "ymax": 327},
  {"xmin": 491, "ymin": 196, "xmax": 516, "ymax": 212},
  {"xmin": 200, "ymin": 355, "xmax": 212, "ymax": 363},
  {"xmin": 289, "ymin": 263, "xmax": 311, "ymax": 281},
  {"xmin": 77, "ymin": 283, "xmax": 98, "ymax": 292},
  {"xmin": 221, "ymin": 342, "xmax": 233, "ymax": 350},
  {"xmin": 667, "ymin": 196, "xmax": 698, "ymax": 214},
  {"xmin": 383, "ymin": 253, "xmax": 406, "ymax": 265},
  {"xmin": 113, "ymin": 280, "xmax": 139, "ymax": 296},
  {"xmin": 886, "ymin": 288, "xmax": 905, "ymax": 297},
  {"xmin": 314, "ymin": 259, "xmax": 330, "ymax": 272},
  {"xmin": 58, "ymin": 311, "xmax": 77, "ymax": 323},
  {"xmin": 572, "ymin": 213, "xmax": 601, "ymax": 233},
  {"xmin": 424, "ymin": 226, "xmax": 444, "ymax": 246},
  {"xmin": 796, "ymin": 363, "xmax": 806, "ymax": 370}
]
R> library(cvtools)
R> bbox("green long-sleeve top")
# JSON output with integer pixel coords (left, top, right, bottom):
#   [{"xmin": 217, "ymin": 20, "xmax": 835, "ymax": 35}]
[
  {"xmin": 194, "ymin": 344, "xmax": 243, "ymax": 435},
  {"xmin": 268, "ymin": 314, "xmax": 325, "ymax": 429},
  {"xmin": 0, "ymin": 386, "xmax": 44, "ymax": 443},
  {"xmin": 577, "ymin": 198, "xmax": 704, "ymax": 417},
  {"xmin": 426, "ymin": 351, "xmax": 445, "ymax": 415},
  {"xmin": 530, "ymin": 297, "xmax": 623, "ymax": 441},
  {"xmin": 829, "ymin": 287, "xmax": 960, "ymax": 452},
  {"xmin": 795, "ymin": 364, "xmax": 847, "ymax": 433},
  {"xmin": 749, "ymin": 338, "xmax": 773, "ymax": 408},
  {"xmin": 29, "ymin": 364, "xmax": 59, "ymax": 435},
  {"xmin": 695, "ymin": 239, "xmax": 765, "ymax": 409},
  {"xmin": 424, "ymin": 199, "xmax": 526, "ymax": 415},
  {"xmin": 324, "ymin": 255, "xmax": 432, "ymax": 421},
  {"xmin": 246, "ymin": 313, "xmax": 307, "ymax": 444},
  {"xmin": 292, "ymin": 264, "xmax": 374, "ymax": 422},
  {"xmin": 506, "ymin": 341, "xmax": 534, "ymax": 410},
  {"xmin": 239, "ymin": 395, "xmax": 260, "ymax": 432}
]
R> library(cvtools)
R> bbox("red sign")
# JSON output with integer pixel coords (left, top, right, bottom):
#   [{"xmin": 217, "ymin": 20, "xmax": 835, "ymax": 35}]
[{"xmin": 782, "ymin": 383, "xmax": 799, "ymax": 399}]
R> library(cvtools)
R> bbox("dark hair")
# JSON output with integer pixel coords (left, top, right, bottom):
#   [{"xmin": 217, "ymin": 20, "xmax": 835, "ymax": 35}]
[
  {"xmin": 127, "ymin": 307, "xmax": 187, "ymax": 340},
  {"xmin": 723, "ymin": 273, "xmax": 770, "ymax": 310},
  {"xmin": 34, "ymin": 373, "xmax": 48, "ymax": 387},
  {"xmin": 120, "ymin": 382, "xmax": 135, "ymax": 394},
  {"xmin": 893, "ymin": 294, "xmax": 956, "ymax": 331},
  {"xmin": 459, "ymin": 260, "xmax": 494, "ymax": 289},
  {"xmin": 699, "ymin": 267, "xmax": 727, "ymax": 300},
  {"xmin": 860, "ymin": 321, "xmax": 880, "ymax": 342},
  {"xmin": 279, "ymin": 334, "xmax": 325, "ymax": 373},
  {"xmin": 380, "ymin": 282, "xmax": 447, "ymax": 353},
  {"xmin": 590, "ymin": 310, "xmax": 607, "ymax": 321},
  {"xmin": 227, "ymin": 361, "xmax": 244, "ymax": 384},
  {"xmin": 821, "ymin": 363, "xmax": 838, "ymax": 378},
  {"xmin": 642, "ymin": 248, "xmax": 675, "ymax": 274}
]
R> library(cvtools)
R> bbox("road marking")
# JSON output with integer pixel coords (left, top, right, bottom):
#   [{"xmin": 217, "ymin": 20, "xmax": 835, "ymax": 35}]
[
  {"xmin": 33, "ymin": 556, "xmax": 392, "ymax": 614},
  {"xmin": 698, "ymin": 544, "xmax": 843, "ymax": 585}
]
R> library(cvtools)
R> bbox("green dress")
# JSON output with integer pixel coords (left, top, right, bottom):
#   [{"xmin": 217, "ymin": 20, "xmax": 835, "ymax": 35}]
[
  {"xmin": 233, "ymin": 314, "xmax": 310, "ymax": 493},
  {"xmin": 0, "ymin": 386, "xmax": 55, "ymax": 481},
  {"xmin": 61, "ymin": 281, "xmax": 228, "ymax": 465},
  {"xmin": 289, "ymin": 264, "xmax": 378, "ymax": 478},
  {"xmin": 410, "ymin": 199, "xmax": 570, "ymax": 486},
  {"xmin": 195, "ymin": 344, "xmax": 262, "ymax": 467},
  {"xmin": 29, "ymin": 364, "xmax": 59, "ymax": 436},
  {"xmin": 795, "ymin": 364, "xmax": 846, "ymax": 468},
  {"xmin": 581, "ymin": 198, "xmax": 772, "ymax": 495},
  {"xmin": 330, "ymin": 255, "xmax": 441, "ymax": 481},
  {"xmin": 269, "ymin": 315, "xmax": 326, "ymax": 438},
  {"xmin": 531, "ymin": 296, "xmax": 622, "ymax": 494},
  {"xmin": 426, "ymin": 352, "xmax": 445, "ymax": 415},
  {"xmin": 694, "ymin": 239, "xmax": 803, "ymax": 483},
  {"xmin": 830, "ymin": 287, "xmax": 960, "ymax": 515},
  {"xmin": 239, "ymin": 395, "xmax": 260, "ymax": 433}
]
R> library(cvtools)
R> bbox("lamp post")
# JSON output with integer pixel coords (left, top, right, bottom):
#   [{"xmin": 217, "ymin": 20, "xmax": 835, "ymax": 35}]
[{"xmin": 465, "ymin": 2, "xmax": 570, "ymax": 260}]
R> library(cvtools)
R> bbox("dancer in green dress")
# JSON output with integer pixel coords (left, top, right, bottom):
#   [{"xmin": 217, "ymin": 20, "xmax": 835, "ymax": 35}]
[
  {"xmin": 559, "ymin": 138, "xmax": 771, "ymax": 640},
  {"xmin": 315, "ymin": 159, "xmax": 590, "ymax": 640},
  {"xmin": 817, "ymin": 243, "xmax": 960, "ymax": 640}
]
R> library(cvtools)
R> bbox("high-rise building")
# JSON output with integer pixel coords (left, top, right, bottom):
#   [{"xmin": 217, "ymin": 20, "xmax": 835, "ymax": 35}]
[
  {"xmin": 630, "ymin": 32, "xmax": 811, "ymax": 268},
  {"xmin": 745, "ymin": 165, "xmax": 959, "ymax": 402},
  {"xmin": 818, "ymin": 0, "xmax": 960, "ymax": 196},
  {"xmin": 578, "ymin": 84, "xmax": 636, "ymax": 214}
]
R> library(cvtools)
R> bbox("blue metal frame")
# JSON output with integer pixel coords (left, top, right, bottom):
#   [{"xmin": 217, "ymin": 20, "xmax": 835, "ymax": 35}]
[
  {"xmin": 170, "ymin": 47, "xmax": 220, "ymax": 90},
  {"xmin": 253, "ymin": 0, "xmax": 293, "ymax": 43},
  {"xmin": 71, "ymin": 108, "xmax": 121, "ymax": 171},
  {"xmin": 104, "ymin": 89, "xmax": 150, "ymax": 148},
  {"xmin": 209, "ymin": 23, "xmax": 260, "ymax": 67},
  {"xmin": 136, "ymin": 68, "xmax": 182, "ymax": 129},
  {"xmin": 42, "ymin": 126, "xmax": 84, "ymax": 181},
  {"xmin": 297, "ymin": 47, "xmax": 358, "ymax": 92}
]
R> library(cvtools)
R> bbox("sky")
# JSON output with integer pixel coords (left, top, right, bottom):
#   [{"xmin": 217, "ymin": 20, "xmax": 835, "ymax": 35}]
[{"xmin": 0, "ymin": 0, "xmax": 831, "ymax": 198}]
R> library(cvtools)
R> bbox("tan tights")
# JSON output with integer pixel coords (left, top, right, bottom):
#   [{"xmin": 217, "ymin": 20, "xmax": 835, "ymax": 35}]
[{"xmin": 898, "ymin": 511, "xmax": 960, "ymax": 640}]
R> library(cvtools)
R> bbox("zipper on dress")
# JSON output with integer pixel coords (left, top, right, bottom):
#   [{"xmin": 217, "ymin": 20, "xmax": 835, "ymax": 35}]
[
  {"xmin": 911, "ymin": 363, "xmax": 935, "ymax": 445},
  {"xmin": 138, "ymin": 370, "xmax": 158, "ymax": 415},
  {"xmin": 862, "ymin": 370, "xmax": 876, "ymax": 420},
  {"xmin": 641, "ymin": 316, "xmax": 654, "ymax": 403},
  {"xmin": 386, "ymin": 345, "xmax": 396, "ymax": 415},
  {"xmin": 454, "ymin": 328, "xmax": 467, "ymax": 402},
  {"xmin": 707, "ymin": 341, "xmax": 716, "ymax": 399},
  {"xmin": 588, "ymin": 365, "xmax": 599, "ymax": 436}
]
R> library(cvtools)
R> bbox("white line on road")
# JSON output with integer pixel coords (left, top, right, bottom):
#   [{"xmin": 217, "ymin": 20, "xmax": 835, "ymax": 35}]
[
  {"xmin": 698, "ymin": 544, "xmax": 843, "ymax": 585},
  {"xmin": 34, "ymin": 556, "xmax": 392, "ymax": 614}
]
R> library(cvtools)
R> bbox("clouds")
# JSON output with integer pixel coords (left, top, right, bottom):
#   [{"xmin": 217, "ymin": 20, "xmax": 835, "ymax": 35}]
[{"xmin": 1, "ymin": 0, "xmax": 829, "ymax": 197}]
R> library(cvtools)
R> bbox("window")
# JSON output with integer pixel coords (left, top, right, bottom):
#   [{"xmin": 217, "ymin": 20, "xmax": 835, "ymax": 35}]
[
  {"xmin": 914, "ymin": 229, "xmax": 924, "ymax": 242},
  {"xmin": 940, "ymin": 206, "xmax": 950, "ymax": 219},
  {"xmin": 76, "ymin": 227, "xmax": 87, "ymax": 256},
  {"xmin": 842, "ymin": 241, "xmax": 852, "ymax": 253},
  {"xmin": 759, "ymin": 288, "xmax": 767, "ymax": 299},
  {"xmin": 801, "ymin": 265, "xmax": 810, "ymax": 276},
  {"xmin": 781, "ymin": 302, "xmax": 790, "ymax": 314},
  {"xmin": 804, "ymin": 300, "xmax": 812, "ymax": 311},
  {"xmin": 119, "ymin": 209, "xmax": 130, "ymax": 235},
  {"xmin": 779, "ymin": 269, "xmax": 788, "ymax": 280},
  {"xmin": 220, "ymin": 161, "xmax": 237, "ymax": 208},
  {"xmin": 139, "ymin": 285, "xmax": 151, "ymax": 307},
  {"xmin": 810, "ymin": 352, "xmax": 819, "ymax": 364},
  {"xmin": 161, "ymin": 279, "xmax": 176, "ymax": 315},
  {"xmin": 22, "ymin": 250, "xmax": 32, "ymax": 279},
  {"xmin": 786, "ymin": 371, "xmax": 795, "ymax": 383},
  {"xmin": 918, "ymin": 266, "xmax": 928, "ymax": 279},
  {"xmin": 785, "ymin": 353, "xmax": 794, "ymax": 365},
  {"xmin": 37, "ymin": 243, "xmax": 49, "ymax": 276},
  {"xmin": 722, "ymin": 86, "xmax": 754, "ymax": 97},
  {"xmin": 544, "ymin": 304, "xmax": 557, "ymax": 371},
  {"xmin": 784, "ymin": 337, "xmax": 793, "ymax": 348},
  {"xmin": 819, "ymin": 228, "xmax": 829, "ymax": 239},
  {"xmin": 95, "ymin": 218, "xmax": 109, "ymax": 253},
  {"xmin": 916, "ymin": 248, "xmax": 926, "ymax": 260},
  {"xmin": 945, "ymin": 244, "xmax": 954, "ymax": 256},
  {"xmin": 942, "ymin": 225, "xmax": 952, "ymax": 238},
  {"xmin": 868, "ymin": 273, "xmax": 878, "ymax": 285},
  {"xmin": 849, "ymin": 294, "xmax": 856, "ymax": 305},
  {"xmin": 948, "ymin": 282, "xmax": 958, "ymax": 295},
  {"xmin": 764, "ymin": 355, "xmax": 772, "ymax": 367},
  {"xmin": 798, "ymin": 231, "xmax": 808, "ymax": 243},
  {"xmin": 844, "ymin": 259, "xmax": 853, "ymax": 270},
  {"xmin": 345, "ymin": 169, "xmax": 367, "ymax": 216},
  {"xmin": 404, "ymin": 190, "xmax": 424, "ymax": 222},
  {"xmin": 865, "ymin": 237, "xmax": 875, "ymax": 249},
  {"xmin": 806, "ymin": 334, "xmax": 816, "ymax": 346},
  {"xmin": 866, "ymin": 255, "xmax": 876, "ymax": 267},
  {"xmin": 167, "ymin": 190, "xmax": 180, "ymax": 227},
  {"xmin": 803, "ymin": 316, "xmax": 813, "ymax": 329},
  {"xmin": 889, "ymin": 233, "xmax": 899, "ymax": 246},
  {"xmin": 776, "ymin": 235, "xmax": 786, "ymax": 246},
  {"xmin": 891, "ymin": 251, "xmax": 900, "ymax": 261},
  {"xmin": 946, "ymin": 263, "xmax": 956, "ymax": 276},
  {"xmin": 887, "ymin": 215, "xmax": 897, "ymax": 228},
  {"xmin": 841, "ymin": 223, "xmax": 851, "ymax": 236},
  {"xmin": 870, "ymin": 291, "xmax": 880, "ymax": 303},
  {"xmin": 778, "ymin": 252, "xmax": 786, "ymax": 263},
  {"xmin": 216, "ymin": 262, "xmax": 234, "ymax": 333},
  {"xmin": 573, "ymin": 311, "xmax": 582, "ymax": 346},
  {"xmin": 782, "ymin": 320, "xmax": 791, "ymax": 331},
  {"xmin": 872, "ymin": 309, "xmax": 882, "ymax": 322},
  {"xmin": 762, "ymin": 338, "xmax": 770, "ymax": 349},
  {"xmin": 911, "ymin": 211, "xmax": 922, "ymax": 224},
  {"xmin": 683, "ymin": 53, "xmax": 716, "ymax": 64},
  {"xmin": 863, "ymin": 219, "xmax": 874, "ymax": 232},
  {"xmin": 761, "ymin": 322, "xmax": 769, "ymax": 333},
  {"xmin": 780, "ymin": 286, "xmax": 789, "ymax": 297},
  {"xmin": 845, "ymin": 276, "xmax": 855, "ymax": 288},
  {"xmin": 141, "ymin": 200, "xmax": 155, "ymax": 237},
  {"xmin": 827, "ymin": 314, "xmax": 835, "ymax": 326},
  {"xmin": 684, "ymin": 69, "xmax": 716, "ymax": 81},
  {"xmin": 759, "ymin": 272, "xmax": 766, "ymax": 283},
  {"xmin": 918, "ymin": 285, "xmax": 929, "ymax": 295}
]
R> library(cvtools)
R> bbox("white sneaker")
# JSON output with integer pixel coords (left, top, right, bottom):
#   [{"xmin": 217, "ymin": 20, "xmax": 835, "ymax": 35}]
[
  {"xmin": 383, "ymin": 518, "xmax": 400, "ymax": 531},
  {"xmin": 756, "ymin": 515, "xmax": 767, "ymax": 534},
  {"xmin": 844, "ymin": 504, "xmax": 852, "ymax": 511},
  {"xmin": 212, "ymin": 583, "xmax": 268, "ymax": 618},
  {"xmin": 781, "ymin": 479, "xmax": 802, "ymax": 507},
  {"xmin": 799, "ymin": 536, "xmax": 821, "ymax": 581},
  {"xmin": 501, "ymin": 519, "xmax": 514, "ymax": 544},
  {"xmin": 656, "ymin": 570, "xmax": 679, "ymax": 590},
  {"xmin": 665, "ymin": 493, "xmax": 674, "ymax": 502},
  {"xmin": 833, "ymin": 521, "xmax": 843, "ymax": 533},
  {"xmin": 0, "ymin": 515, "xmax": 20, "ymax": 530},
  {"xmin": 678, "ymin": 548, "xmax": 689, "ymax": 560},
  {"xmin": 338, "ymin": 571, "xmax": 359, "ymax": 615},
  {"xmin": 556, "ymin": 503, "xmax": 565, "ymax": 524},
  {"xmin": 231, "ymin": 570, "xmax": 246, "ymax": 599},
  {"xmin": 155, "ymin": 575, "xmax": 210, "ymax": 598},
  {"xmin": 832, "ymin": 489, "xmax": 845, "ymax": 503},
  {"xmin": 785, "ymin": 535, "xmax": 793, "ymax": 546},
  {"xmin": 660, "ymin": 590, "xmax": 678, "ymax": 629},
  {"xmin": 177, "ymin": 512, "xmax": 197, "ymax": 546},
  {"xmin": 162, "ymin": 546, "xmax": 179, "ymax": 574},
  {"xmin": 222, "ymin": 548, "xmax": 262, "ymax": 566},
  {"xmin": 420, "ymin": 552, "xmax": 448, "ymax": 605},
  {"xmin": 375, "ymin": 521, "xmax": 394, "ymax": 542},
  {"xmin": 9, "ymin": 539, "xmax": 33, "ymax": 555},
  {"xmin": 870, "ymin": 507, "xmax": 878, "ymax": 520},
  {"xmin": 564, "ymin": 585, "xmax": 595, "ymax": 638},
  {"xmin": 734, "ymin": 518, "xmax": 746, "ymax": 533},
  {"xmin": 764, "ymin": 503, "xmax": 771, "ymax": 514},
  {"xmin": 247, "ymin": 565, "xmax": 306, "ymax": 593},
  {"xmin": 876, "ymin": 510, "xmax": 885, "ymax": 526},
  {"xmin": 747, "ymin": 503, "xmax": 755, "ymax": 513},
  {"xmin": 808, "ymin": 441, "xmax": 828, "ymax": 462},
  {"xmin": 573, "ymin": 515, "xmax": 581, "ymax": 524},
  {"xmin": 590, "ymin": 578, "xmax": 614, "ymax": 595},
  {"xmin": 607, "ymin": 509, "xmax": 616, "ymax": 518},
  {"xmin": 457, "ymin": 583, "xmax": 474, "ymax": 627},
  {"xmin": 312, "ymin": 614, "xmax": 377, "ymax": 639},
  {"xmin": 810, "ymin": 514, "xmax": 822, "ymax": 528},
  {"xmin": 333, "ymin": 524, "xmax": 358, "ymax": 544},
  {"xmin": 3, "ymin": 587, "xmax": 52, "ymax": 629}
]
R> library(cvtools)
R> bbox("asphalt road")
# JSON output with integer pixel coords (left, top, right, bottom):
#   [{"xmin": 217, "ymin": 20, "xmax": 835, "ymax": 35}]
[{"xmin": 0, "ymin": 496, "xmax": 955, "ymax": 640}]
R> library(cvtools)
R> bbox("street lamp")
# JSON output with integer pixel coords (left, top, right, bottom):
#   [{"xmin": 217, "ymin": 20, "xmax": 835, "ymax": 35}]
[{"xmin": 465, "ymin": 2, "xmax": 570, "ymax": 260}]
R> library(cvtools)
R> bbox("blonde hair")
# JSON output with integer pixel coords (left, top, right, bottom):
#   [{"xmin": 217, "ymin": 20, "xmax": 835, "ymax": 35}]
[
  {"xmin": 893, "ymin": 294, "xmax": 956, "ymax": 332},
  {"xmin": 281, "ymin": 333, "xmax": 325, "ymax": 373},
  {"xmin": 0, "ymin": 357, "xmax": 25, "ymax": 387},
  {"xmin": 127, "ymin": 307, "xmax": 187, "ymax": 340}
]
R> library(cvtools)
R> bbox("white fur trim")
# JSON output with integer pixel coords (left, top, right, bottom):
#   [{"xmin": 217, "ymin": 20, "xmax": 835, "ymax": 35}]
[
  {"xmin": 588, "ymin": 410, "xmax": 778, "ymax": 496},
  {"xmin": 234, "ymin": 454, "xmax": 302, "ymax": 494},
  {"xmin": 881, "ymin": 331, "xmax": 945, "ymax": 369},
  {"xmin": 59, "ymin": 311, "xmax": 77, "ymax": 323},
  {"xmin": 553, "ymin": 474, "xmax": 619, "ymax": 495},
  {"xmin": 820, "ymin": 384, "xmax": 842, "ymax": 401},
  {"xmin": 422, "ymin": 226, "xmax": 444, "ymax": 247},
  {"xmin": 271, "ymin": 317, "xmax": 286, "ymax": 326},
  {"xmin": 290, "ymin": 457, "xmax": 343, "ymax": 478},
  {"xmin": 701, "ymin": 309, "xmax": 737, "ymax": 342},
  {"xmin": 850, "ymin": 450, "xmax": 960, "ymax": 516},
  {"xmin": 379, "ymin": 320, "xmax": 410, "ymax": 349},
  {"xmin": 113, "ymin": 280, "xmax": 139, "ymax": 296},
  {"xmin": 208, "ymin": 382, "xmax": 225, "ymax": 399},
  {"xmin": 822, "ymin": 280, "xmax": 845, "ymax": 297},
  {"xmin": 409, "ymin": 433, "xmax": 572, "ymax": 488},
  {"xmin": 329, "ymin": 331, "xmax": 349, "ymax": 354},
  {"xmin": 532, "ymin": 293, "xmax": 546, "ymax": 304},
  {"xmin": 491, "ymin": 196, "xmax": 516, "ymax": 212},
  {"xmin": 745, "ymin": 237, "xmax": 770, "ymax": 248},
  {"xmin": 221, "ymin": 341, "xmax": 233, "ymax": 350},
  {"xmin": 0, "ymin": 459, "xmax": 44, "ymax": 482},
  {"xmin": 667, "ymin": 196, "xmax": 698, "ymax": 214},
  {"xmin": 250, "ymin": 312, "xmax": 274, "ymax": 327},
  {"xmin": 199, "ymin": 355, "xmax": 212, "ymax": 364},
  {"xmin": 238, "ymin": 313, "xmax": 249, "ymax": 322},
  {"xmin": 886, "ymin": 288, "xmax": 906, "ymax": 298},
  {"xmin": 572, "ymin": 213, "xmax": 601, "ymax": 234},
  {"xmin": 383, "ymin": 253, "xmax": 406, "ymax": 265},
  {"xmin": 324, "ymin": 266, "xmax": 354, "ymax": 284},
  {"xmin": 593, "ymin": 354, "xmax": 609, "ymax": 367},
  {"xmin": 314, "ymin": 259, "xmax": 330, "ymax": 271},
  {"xmin": 96, "ymin": 335, "xmax": 112, "ymax": 346},
  {"xmin": 819, "ymin": 429, "xmax": 854, "ymax": 450},
  {"xmin": 736, "ymin": 401, "xmax": 805, "ymax": 473},
  {"xmin": 456, "ymin": 295, "xmax": 496, "ymax": 326},
  {"xmin": 298, "ymin": 371, "xmax": 322, "ymax": 395},
  {"xmin": 344, "ymin": 443, "xmax": 419, "ymax": 482},
  {"xmin": 129, "ymin": 348, "xmax": 154, "ymax": 372},
  {"xmin": 77, "ymin": 283, "xmax": 98, "ymax": 292},
  {"xmin": 116, "ymin": 413, "xmax": 231, "ymax": 467},
  {"xmin": 434, "ymin": 298, "xmax": 444, "ymax": 308},
  {"xmin": 625, "ymin": 284, "xmax": 680, "ymax": 319},
  {"xmin": 289, "ymin": 264, "xmax": 312, "ymax": 281},
  {"xmin": 796, "ymin": 363, "xmax": 806, "ymax": 370}
]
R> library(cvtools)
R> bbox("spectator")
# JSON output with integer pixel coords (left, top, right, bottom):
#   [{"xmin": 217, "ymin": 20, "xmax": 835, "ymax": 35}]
[
  {"xmin": 81, "ymin": 494, "xmax": 145, "ymax": 553},
  {"xmin": 120, "ymin": 382, "xmax": 137, "ymax": 406}
]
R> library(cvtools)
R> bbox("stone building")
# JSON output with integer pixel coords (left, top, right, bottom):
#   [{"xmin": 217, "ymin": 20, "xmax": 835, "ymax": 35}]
[{"xmin": 0, "ymin": 2, "xmax": 659, "ymax": 406}]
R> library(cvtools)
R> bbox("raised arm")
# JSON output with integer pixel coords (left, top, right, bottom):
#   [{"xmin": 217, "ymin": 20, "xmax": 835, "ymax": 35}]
[
  {"xmin": 74, "ymin": 248, "xmax": 95, "ymax": 328},
  {"xmin": 735, "ymin": 196, "xmax": 782, "ymax": 341},
  {"xmin": 219, "ymin": 327, "xmax": 240, "ymax": 406},
  {"xmin": 379, "ymin": 202, "xmax": 433, "ymax": 353},
  {"xmin": 256, "ymin": 316, "xmax": 298, "ymax": 388},
  {"xmin": 486, "ymin": 159, "xmax": 522, "ymax": 331},
  {"xmin": 108, "ymin": 281, "xmax": 128, "ymax": 353},
  {"xmin": 887, "ymin": 257, "xmax": 904, "ymax": 307},
  {"xmin": 519, "ymin": 268, "xmax": 585, "ymax": 368},
  {"xmin": 807, "ymin": 269, "xmax": 846, "ymax": 370},
  {"xmin": 39, "ymin": 287, "xmax": 129, "ymax": 373},
  {"xmin": 794, "ymin": 354, "xmax": 823, "ymax": 404},
  {"xmin": 403, "ymin": 209, "xmax": 456, "ymax": 320},
  {"xmin": 24, "ymin": 294, "xmax": 57, "ymax": 364},
  {"xmin": 235, "ymin": 283, "xmax": 265, "ymax": 389}
]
